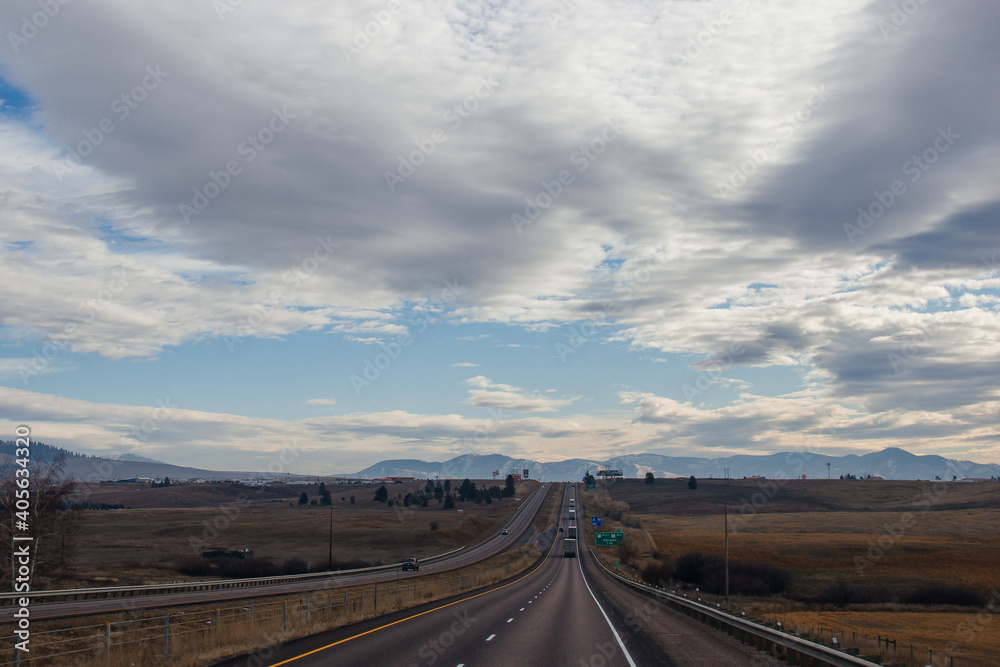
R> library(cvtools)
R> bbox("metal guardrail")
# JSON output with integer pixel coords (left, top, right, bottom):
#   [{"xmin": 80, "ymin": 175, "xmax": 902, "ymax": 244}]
[
  {"xmin": 590, "ymin": 554, "xmax": 882, "ymax": 667},
  {"xmin": 0, "ymin": 545, "xmax": 466, "ymax": 606}
]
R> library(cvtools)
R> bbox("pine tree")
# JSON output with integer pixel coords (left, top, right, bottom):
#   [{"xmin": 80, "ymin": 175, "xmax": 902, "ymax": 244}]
[{"xmin": 504, "ymin": 474, "xmax": 515, "ymax": 497}]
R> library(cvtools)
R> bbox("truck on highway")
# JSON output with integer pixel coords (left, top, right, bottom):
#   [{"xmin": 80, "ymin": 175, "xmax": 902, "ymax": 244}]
[
  {"xmin": 567, "ymin": 525, "xmax": 577, "ymax": 539},
  {"xmin": 563, "ymin": 538, "xmax": 577, "ymax": 558}
]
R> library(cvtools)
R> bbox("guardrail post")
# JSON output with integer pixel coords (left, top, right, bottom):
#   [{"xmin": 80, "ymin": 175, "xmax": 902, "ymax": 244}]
[
  {"xmin": 374, "ymin": 582, "xmax": 377, "ymax": 612},
  {"xmin": 283, "ymin": 600, "xmax": 288, "ymax": 630},
  {"xmin": 329, "ymin": 595, "xmax": 332, "ymax": 617},
  {"xmin": 306, "ymin": 597, "xmax": 310, "ymax": 624},
  {"xmin": 251, "ymin": 602, "xmax": 255, "ymax": 626},
  {"xmin": 344, "ymin": 591, "xmax": 348, "ymax": 612},
  {"xmin": 105, "ymin": 621, "xmax": 111, "ymax": 664},
  {"xmin": 13, "ymin": 645, "xmax": 18, "ymax": 667},
  {"xmin": 361, "ymin": 590, "xmax": 365, "ymax": 611},
  {"xmin": 163, "ymin": 614, "xmax": 169, "ymax": 656},
  {"xmin": 216, "ymin": 608, "xmax": 221, "ymax": 640}
]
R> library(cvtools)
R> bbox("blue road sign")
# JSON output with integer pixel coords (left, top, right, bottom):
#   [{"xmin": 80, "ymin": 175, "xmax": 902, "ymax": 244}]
[{"xmin": 592, "ymin": 516, "xmax": 601, "ymax": 526}]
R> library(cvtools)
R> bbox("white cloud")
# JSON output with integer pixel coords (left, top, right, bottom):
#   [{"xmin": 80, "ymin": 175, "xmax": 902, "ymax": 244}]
[
  {"xmin": 463, "ymin": 376, "xmax": 578, "ymax": 413},
  {"xmin": 0, "ymin": 0, "xmax": 998, "ymax": 464}
]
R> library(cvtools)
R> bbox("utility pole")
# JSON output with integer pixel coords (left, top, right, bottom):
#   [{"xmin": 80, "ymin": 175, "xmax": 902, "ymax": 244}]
[
  {"xmin": 724, "ymin": 503, "xmax": 729, "ymax": 605},
  {"xmin": 328, "ymin": 506, "xmax": 333, "ymax": 571},
  {"xmin": 723, "ymin": 467, "xmax": 730, "ymax": 486},
  {"xmin": 827, "ymin": 462, "xmax": 831, "ymax": 480}
]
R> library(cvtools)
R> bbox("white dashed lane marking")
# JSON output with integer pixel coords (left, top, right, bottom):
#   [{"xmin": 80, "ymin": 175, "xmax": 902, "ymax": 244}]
[{"xmin": 486, "ymin": 634, "xmax": 496, "ymax": 642}]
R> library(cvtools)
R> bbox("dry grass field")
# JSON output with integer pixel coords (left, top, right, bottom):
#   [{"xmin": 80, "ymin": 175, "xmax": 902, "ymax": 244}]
[
  {"xmin": 776, "ymin": 610, "xmax": 1000, "ymax": 667},
  {"xmin": 580, "ymin": 477, "xmax": 1000, "ymax": 667},
  {"xmin": 54, "ymin": 479, "xmax": 537, "ymax": 588}
]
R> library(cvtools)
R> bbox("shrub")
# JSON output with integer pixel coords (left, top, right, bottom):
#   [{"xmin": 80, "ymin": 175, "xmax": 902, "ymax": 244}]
[
  {"xmin": 217, "ymin": 557, "xmax": 281, "ymax": 578},
  {"xmin": 818, "ymin": 580, "xmax": 892, "ymax": 606},
  {"xmin": 674, "ymin": 552, "xmax": 714, "ymax": 584},
  {"xmin": 902, "ymin": 586, "xmax": 985, "ymax": 607},
  {"xmin": 618, "ymin": 534, "xmax": 643, "ymax": 565},
  {"xmin": 173, "ymin": 556, "xmax": 214, "ymax": 577},
  {"xmin": 605, "ymin": 501, "xmax": 630, "ymax": 521},
  {"xmin": 429, "ymin": 521, "xmax": 439, "ymax": 531},
  {"xmin": 673, "ymin": 552, "xmax": 791, "ymax": 596},
  {"xmin": 724, "ymin": 561, "xmax": 791, "ymax": 596},
  {"xmin": 641, "ymin": 559, "xmax": 675, "ymax": 586},
  {"xmin": 621, "ymin": 513, "xmax": 643, "ymax": 529}
]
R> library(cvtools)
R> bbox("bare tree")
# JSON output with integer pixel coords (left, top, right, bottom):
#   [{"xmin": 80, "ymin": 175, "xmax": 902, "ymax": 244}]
[{"xmin": 0, "ymin": 453, "xmax": 82, "ymax": 589}]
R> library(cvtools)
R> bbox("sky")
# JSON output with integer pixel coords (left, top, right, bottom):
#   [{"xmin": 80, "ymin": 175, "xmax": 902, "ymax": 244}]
[{"xmin": 0, "ymin": 0, "xmax": 998, "ymax": 475}]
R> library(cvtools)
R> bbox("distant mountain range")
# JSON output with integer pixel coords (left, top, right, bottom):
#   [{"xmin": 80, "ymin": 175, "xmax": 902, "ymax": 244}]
[
  {"xmin": 0, "ymin": 441, "xmax": 308, "ymax": 483},
  {"xmin": 113, "ymin": 452, "xmax": 165, "ymax": 464},
  {"xmin": 2, "ymin": 441, "xmax": 998, "ymax": 482},
  {"xmin": 353, "ymin": 448, "xmax": 1000, "ymax": 482}
]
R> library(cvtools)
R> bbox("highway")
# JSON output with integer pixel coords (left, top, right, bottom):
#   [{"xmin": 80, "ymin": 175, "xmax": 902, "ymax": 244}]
[
  {"xmin": 216, "ymin": 484, "xmax": 772, "ymax": 667},
  {"xmin": 0, "ymin": 482, "xmax": 552, "ymax": 622}
]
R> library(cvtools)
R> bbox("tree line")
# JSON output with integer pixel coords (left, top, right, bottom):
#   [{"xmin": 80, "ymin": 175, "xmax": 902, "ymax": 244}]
[{"xmin": 370, "ymin": 475, "xmax": 517, "ymax": 509}]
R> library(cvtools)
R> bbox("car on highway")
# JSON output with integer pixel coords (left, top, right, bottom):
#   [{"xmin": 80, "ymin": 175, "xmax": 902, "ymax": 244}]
[
  {"xmin": 501, "ymin": 528, "xmax": 509, "ymax": 535},
  {"xmin": 401, "ymin": 557, "xmax": 419, "ymax": 571}
]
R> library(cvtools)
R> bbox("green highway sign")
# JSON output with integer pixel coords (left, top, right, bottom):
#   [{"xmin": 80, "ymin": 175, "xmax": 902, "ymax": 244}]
[{"xmin": 596, "ymin": 531, "xmax": 623, "ymax": 546}]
